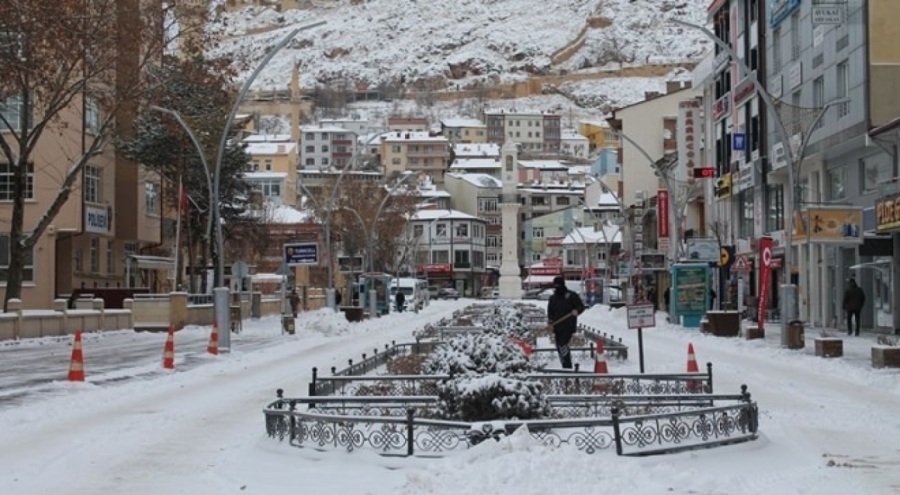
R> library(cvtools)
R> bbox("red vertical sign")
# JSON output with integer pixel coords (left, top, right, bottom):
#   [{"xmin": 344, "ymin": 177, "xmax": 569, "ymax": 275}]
[
  {"xmin": 757, "ymin": 237, "xmax": 773, "ymax": 332},
  {"xmin": 657, "ymin": 189, "xmax": 669, "ymax": 239}
]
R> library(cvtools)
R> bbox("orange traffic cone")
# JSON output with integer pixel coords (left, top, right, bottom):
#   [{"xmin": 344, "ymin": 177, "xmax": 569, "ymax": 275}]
[
  {"xmin": 509, "ymin": 336, "xmax": 533, "ymax": 356},
  {"xmin": 162, "ymin": 325, "xmax": 175, "ymax": 369},
  {"xmin": 68, "ymin": 330, "xmax": 85, "ymax": 382},
  {"xmin": 592, "ymin": 339, "xmax": 611, "ymax": 393},
  {"xmin": 207, "ymin": 320, "xmax": 219, "ymax": 356},
  {"xmin": 686, "ymin": 343, "xmax": 701, "ymax": 392}
]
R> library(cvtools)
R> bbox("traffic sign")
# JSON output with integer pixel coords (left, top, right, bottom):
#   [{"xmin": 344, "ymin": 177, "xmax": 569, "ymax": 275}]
[
  {"xmin": 627, "ymin": 304, "xmax": 656, "ymax": 329},
  {"xmin": 731, "ymin": 255, "xmax": 751, "ymax": 273}
]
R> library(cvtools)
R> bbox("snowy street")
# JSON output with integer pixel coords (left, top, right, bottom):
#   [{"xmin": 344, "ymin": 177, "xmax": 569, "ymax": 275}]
[{"xmin": 1, "ymin": 300, "xmax": 899, "ymax": 494}]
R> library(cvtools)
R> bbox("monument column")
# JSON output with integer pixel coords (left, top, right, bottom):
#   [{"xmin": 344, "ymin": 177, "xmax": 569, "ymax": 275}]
[{"xmin": 498, "ymin": 142, "xmax": 522, "ymax": 299}]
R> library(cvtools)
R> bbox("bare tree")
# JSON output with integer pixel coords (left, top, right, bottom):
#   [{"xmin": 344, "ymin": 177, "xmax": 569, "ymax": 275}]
[{"xmin": 0, "ymin": 1, "xmax": 191, "ymax": 309}]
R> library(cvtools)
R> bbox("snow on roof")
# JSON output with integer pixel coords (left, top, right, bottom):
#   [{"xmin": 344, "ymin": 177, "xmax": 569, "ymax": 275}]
[
  {"xmin": 268, "ymin": 205, "xmax": 313, "ymax": 224},
  {"xmin": 441, "ymin": 118, "xmax": 485, "ymax": 128},
  {"xmin": 245, "ymin": 142, "xmax": 296, "ymax": 155},
  {"xmin": 518, "ymin": 160, "xmax": 568, "ymax": 170},
  {"xmin": 244, "ymin": 172, "xmax": 288, "ymax": 179},
  {"xmin": 459, "ymin": 173, "xmax": 502, "ymax": 188},
  {"xmin": 418, "ymin": 189, "xmax": 452, "ymax": 198},
  {"xmin": 243, "ymin": 134, "xmax": 293, "ymax": 143},
  {"xmin": 381, "ymin": 131, "xmax": 448, "ymax": 143},
  {"xmin": 518, "ymin": 187, "xmax": 585, "ymax": 195},
  {"xmin": 453, "ymin": 143, "xmax": 500, "ymax": 157},
  {"xmin": 450, "ymin": 158, "xmax": 501, "ymax": 170},
  {"xmin": 561, "ymin": 130, "xmax": 588, "ymax": 140},
  {"xmin": 301, "ymin": 125, "xmax": 355, "ymax": 133},
  {"xmin": 562, "ymin": 225, "xmax": 622, "ymax": 245},
  {"xmin": 411, "ymin": 209, "xmax": 481, "ymax": 221}
]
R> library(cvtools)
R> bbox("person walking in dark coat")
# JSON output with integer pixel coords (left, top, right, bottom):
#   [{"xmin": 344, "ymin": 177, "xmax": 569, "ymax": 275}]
[
  {"xmin": 648, "ymin": 286, "xmax": 658, "ymax": 312},
  {"xmin": 395, "ymin": 291, "xmax": 406, "ymax": 313},
  {"xmin": 288, "ymin": 289, "xmax": 300, "ymax": 318},
  {"xmin": 547, "ymin": 276, "xmax": 586, "ymax": 369},
  {"xmin": 843, "ymin": 278, "xmax": 865, "ymax": 336},
  {"xmin": 663, "ymin": 287, "xmax": 670, "ymax": 312}
]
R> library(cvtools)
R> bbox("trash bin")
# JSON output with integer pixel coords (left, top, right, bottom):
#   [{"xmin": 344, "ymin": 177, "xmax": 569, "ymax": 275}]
[
  {"xmin": 787, "ymin": 320, "xmax": 805, "ymax": 349},
  {"xmin": 341, "ymin": 306, "xmax": 364, "ymax": 323}
]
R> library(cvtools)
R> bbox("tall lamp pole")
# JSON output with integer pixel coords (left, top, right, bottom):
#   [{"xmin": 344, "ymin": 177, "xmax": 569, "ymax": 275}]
[{"xmin": 210, "ymin": 21, "xmax": 325, "ymax": 349}]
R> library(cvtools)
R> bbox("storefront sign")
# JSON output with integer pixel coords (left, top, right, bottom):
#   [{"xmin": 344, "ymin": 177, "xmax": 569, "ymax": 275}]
[
  {"xmin": 812, "ymin": 4, "xmax": 846, "ymax": 25},
  {"xmin": 657, "ymin": 189, "xmax": 670, "ymax": 240},
  {"xmin": 678, "ymin": 100, "xmax": 701, "ymax": 174},
  {"xmin": 418, "ymin": 263, "xmax": 452, "ymax": 274},
  {"xmin": 712, "ymin": 94, "xmax": 731, "ymax": 121},
  {"xmin": 793, "ymin": 207, "xmax": 864, "ymax": 243},
  {"xmin": 735, "ymin": 162, "xmax": 756, "ymax": 193},
  {"xmin": 757, "ymin": 236, "xmax": 773, "ymax": 332},
  {"xmin": 732, "ymin": 75, "xmax": 756, "ymax": 106},
  {"xmin": 875, "ymin": 193, "xmax": 900, "ymax": 231},
  {"xmin": 640, "ymin": 253, "xmax": 666, "ymax": 271},
  {"xmin": 715, "ymin": 173, "xmax": 733, "ymax": 199},
  {"xmin": 788, "ymin": 62, "xmax": 803, "ymax": 91},
  {"xmin": 85, "ymin": 205, "xmax": 112, "ymax": 234},
  {"xmin": 685, "ymin": 238, "xmax": 719, "ymax": 263},
  {"xmin": 284, "ymin": 243, "xmax": 318, "ymax": 265},
  {"xmin": 545, "ymin": 236, "xmax": 564, "ymax": 247},
  {"xmin": 529, "ymin": 266, "xmax": 561, "ymax": 276},
  {"xmin": 770, "ymin": 0, "xmax": 801, "ymax": 28}
]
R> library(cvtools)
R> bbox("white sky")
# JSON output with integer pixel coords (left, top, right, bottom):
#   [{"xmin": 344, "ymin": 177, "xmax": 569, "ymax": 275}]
[{"xmin": 2, "ymin": 300, "xmax": 900, "ymax": 494}]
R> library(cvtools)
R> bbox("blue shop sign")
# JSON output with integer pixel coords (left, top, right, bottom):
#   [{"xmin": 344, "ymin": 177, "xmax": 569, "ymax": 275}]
[{"xmin": 770, "ymin": 0, "xmax": 801, "ymax": 28}]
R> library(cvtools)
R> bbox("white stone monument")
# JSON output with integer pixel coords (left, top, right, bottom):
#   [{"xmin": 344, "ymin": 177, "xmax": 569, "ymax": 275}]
[{"xmin": 498, "ymin": 142, "xmax": 523, "ymax": 299}]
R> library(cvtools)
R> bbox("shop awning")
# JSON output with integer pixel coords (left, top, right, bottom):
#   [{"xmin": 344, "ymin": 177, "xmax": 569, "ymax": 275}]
[
  {"xmin": 523, "ymin": 275, "xmax": 555, "ymax": 285},
  {"xmin": 127, "ymin": 255, "xmax": 175, "ymax": 270}
]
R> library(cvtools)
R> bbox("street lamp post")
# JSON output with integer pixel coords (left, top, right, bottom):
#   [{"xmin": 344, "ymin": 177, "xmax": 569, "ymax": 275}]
[
  {"xmin": 208, "ymin": 20, "xmax": 325, "ymax": 350},
  {"xmin": 670, "ymin": 18, "xmax": 847, "ymax": 344}
]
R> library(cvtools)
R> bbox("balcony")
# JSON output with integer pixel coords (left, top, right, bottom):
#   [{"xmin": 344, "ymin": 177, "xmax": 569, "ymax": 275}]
[{"xmin": 453, "ymin": 261, "xmax": 471, "ymax": 269}]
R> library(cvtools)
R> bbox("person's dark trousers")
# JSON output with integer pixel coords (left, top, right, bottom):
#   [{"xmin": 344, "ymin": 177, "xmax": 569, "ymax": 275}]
[
  {"xmin": 847, "ymin": 310, "xmax": 861, "ymax": 336},
  {"xmin": 554, "ymin": 329, "xmax": 574, "ymax": 369}
]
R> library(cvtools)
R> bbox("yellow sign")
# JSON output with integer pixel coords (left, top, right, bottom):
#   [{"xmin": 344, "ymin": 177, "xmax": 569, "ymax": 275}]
[
  {"xmin": 715, "ymin": 173, "xmax": 732, "ymax": 199},
  {"xmin": 792, "ymin": 207, "xmax": 863, "ymax": 244},
  {"xmin": 875, "ymin": 192, "xmax": 900, "ymax": 231}
]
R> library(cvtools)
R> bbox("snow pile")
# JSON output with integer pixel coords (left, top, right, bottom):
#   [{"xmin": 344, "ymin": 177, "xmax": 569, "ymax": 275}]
[{"xmin": 297, "ymin": 308, "xmax": 351, "ymax": 336}]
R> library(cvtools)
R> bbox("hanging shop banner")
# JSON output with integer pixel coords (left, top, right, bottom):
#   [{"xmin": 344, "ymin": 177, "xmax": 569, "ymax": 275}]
[
  {"xmin": 657, "ymin": 189, "xmax": 670, "ymax": 240},
  {"xmin": 792, "ymin": 207, "xmax": 864, "ymax": 244},
  {"xmin": 757, "ymin": 236, "xmax": 773, "ymax": 332},
  {"xmin": 875, "ymin": 192, "xmax": 900, "ymax": 232}
]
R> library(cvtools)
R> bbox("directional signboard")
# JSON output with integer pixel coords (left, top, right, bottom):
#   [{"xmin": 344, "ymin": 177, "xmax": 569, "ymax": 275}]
[
  {"xmin": 627, "ymin": 304, "xmax": 656, "ymax": 329},
  {"xmin": 284, "ymin": 243, "xmax": 319, "ymax": 266}
]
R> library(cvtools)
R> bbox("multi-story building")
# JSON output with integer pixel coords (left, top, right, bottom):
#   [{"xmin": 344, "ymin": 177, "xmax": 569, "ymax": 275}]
[
  {"xmin": 299, "ymin": 126, "xmax": 357, "ymax": 170},
  {"xmin": 579, "ymin": 120, "xmax": 621, "ymax": 154},
  {"xmin": 319, "ymin": 114, "xmax": 377, "ymax": 137},
  {"xmin": 243, "ymin": 134, "xmax": 299, "ymax": 207},
  {"xmin": 387, "ymin": 116, "xmax": 429, "ymax": 133},
  {"xmin": 296, "ymin": 169, "xmax": 382, "ymax": 198},
  {"xmin": 442, "ymin": 173, "xmax": 503, "ymax": 269},
  {"xmin": 440, "ymin": 118, "xmax": 487, "ymax": 143},
  {"xmin": 405, "ymin": 209, "xmax": 487, "ymax": 297},
  {"xmin": 0, "ymin": 6, "xmax": 166, "ymax": 308},
  {"xmin": 483, "ymin": 109, "xmax": 562, "ymax": 153},
  {"xmin": 560, "ymin": 130, "xmax": 590, "ymax": 159},
  {"xmin": 762, "ymin": 0, "xmax": 900, "ymax": 330},
  {"xmin": 380, "ymin": 132, "xmax": 451, "ymax": 183}
]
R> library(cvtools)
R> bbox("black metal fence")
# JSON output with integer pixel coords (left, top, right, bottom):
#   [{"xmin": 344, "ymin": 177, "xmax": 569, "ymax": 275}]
[{"xmin": 264, "ymin": 385, "xmax": 757, "ymax": 457}]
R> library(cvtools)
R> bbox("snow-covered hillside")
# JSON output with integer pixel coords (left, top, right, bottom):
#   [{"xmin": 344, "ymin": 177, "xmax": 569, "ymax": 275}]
[{"xmin": 208, "ymin": 0, "xmax": 711, "ymax": 91}]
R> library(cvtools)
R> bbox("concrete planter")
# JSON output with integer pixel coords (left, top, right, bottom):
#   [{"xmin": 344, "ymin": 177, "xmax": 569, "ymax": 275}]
[
  {"xmin": 744, "ymin": 325, "xmax": 765, "ymax": 340},
  {"xmin": 814, "ymin": 338, "xmax": 843, "ymax": 358},
  {"xmin": 871, "ymin": 346, "xmax": 900, "ymax": 368}
]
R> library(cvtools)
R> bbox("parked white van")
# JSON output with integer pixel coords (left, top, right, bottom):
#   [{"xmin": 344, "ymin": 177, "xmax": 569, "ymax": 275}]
[{"xmin": 390, "ymin": 278, "xmax": 428, "ymax": 311}]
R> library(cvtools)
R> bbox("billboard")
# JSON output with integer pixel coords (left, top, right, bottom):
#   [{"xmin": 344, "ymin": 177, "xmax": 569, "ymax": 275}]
[
  {"xmin": 284, "ymin": 243, "xmax": 319, "ymax": 266},
  {"xmin": 685, "ymin": 238, "xmax": 720, "ymax": 263},
  {"xmin": 792, "ymin": 207, "xmax": 864, "ymax": 244}
]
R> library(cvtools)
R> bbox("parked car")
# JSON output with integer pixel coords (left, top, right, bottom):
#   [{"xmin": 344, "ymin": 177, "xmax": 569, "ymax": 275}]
[
  {"xmin": 523, "ymin": 288, "xmax": 544, "ymax": 299},
  {"xmin": 536, "ymin": 288, "xmax": 555, "ymax": 300},
  {"xmin": 480, "ymin": 287, "xmax": 500, "ymax": 299},
  {"xmin": 428, "ymin": 286, "xmax": 440, "ymax": 299},
  {"xmin": 437, "ymin": 288, "xmax": 460, "ymax": 300}
]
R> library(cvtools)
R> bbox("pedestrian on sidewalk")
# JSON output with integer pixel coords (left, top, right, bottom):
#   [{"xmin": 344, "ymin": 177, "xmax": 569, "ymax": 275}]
[
  {"xmin": 547, "ymin": 276, "xmax": 585, "ymax": 369},
  {"xmin": 842, "ymin": 278, "xmax": 865, "ymax": 336},
  {"xmin": 288, "ymin": 288, "xmax": 301, "ymax": 318}
]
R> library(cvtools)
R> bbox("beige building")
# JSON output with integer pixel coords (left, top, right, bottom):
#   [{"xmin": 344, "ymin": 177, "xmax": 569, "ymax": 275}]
[
  {"xmin": 440, "ymin": 118, "xmax": 487, "ymax": 143},
  {"xmin": 442, "ymin": 173, "xmax": 503, "ymax": 268},
  {"xmin": 0, "ymin": 94, "xmax": 163, "ymax": 308},
  {"xmin": 380, "ymin": 132, "xmax": 451, "ymax": 183},
  {"xmin": 483, "ymin": 109, "xmax": 561, "ymax": 153},
  {"xmin": 244, "ymin": 134, "xmax": 299, "ymax": 207}
]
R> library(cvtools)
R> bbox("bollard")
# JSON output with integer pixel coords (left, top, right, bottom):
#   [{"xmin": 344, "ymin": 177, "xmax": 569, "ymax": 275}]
[
  {"xmin": 611, "ymin": 407, "xmax": 623, "ymax": 456},
  {"xmin": 706, "ymin": 362, "xmax": 714, "ymax": 393},
  {"xmin": 406, "ymin": 408, "xmax": 415, "ymax": 457}
]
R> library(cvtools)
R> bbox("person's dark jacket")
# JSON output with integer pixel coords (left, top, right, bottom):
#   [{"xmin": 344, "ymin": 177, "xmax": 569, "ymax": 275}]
[
  {"xmin": 843, "ymin": 281, "xmax": 865, "ymax": 312},
  {"xmin": 547, "ymin": 288, "xmax": 585, "ymax": 335},
  {"xmin": 395, "ymin": 291, "xmax": 406, "ymax": 308}
]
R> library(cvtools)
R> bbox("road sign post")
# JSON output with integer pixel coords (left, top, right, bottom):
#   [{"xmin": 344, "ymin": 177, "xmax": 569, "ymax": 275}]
[{"xmin": 627, "ymin": 303, "xmax": 656, "ymax": 373}]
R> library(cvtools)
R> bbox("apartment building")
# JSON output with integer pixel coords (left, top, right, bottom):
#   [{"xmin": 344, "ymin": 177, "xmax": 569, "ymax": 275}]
[
  {"xmin": 299, "ymin": 125, "xmax": 357, "ymax": 169},
  {"xmin": 296, "ymin": 169, "xmax": 382, "ymax": 198},
  {"xmin": 243, "ymin": 134, "xmax": 299, "ymax": 207},
  {"xmin": 483, "ymin": 109, "xmax": 562, "ymax": 153},
  {"xmin": 405, "ymin": 209, "xmax": 488, "ymax": 297},
  {"xmin": 579, "ymin": 120, "xmax": 622, "ymax": 154},
  {"xmin": 379, "ymin": 132, "xmax": 451, "ymax": 183},
  {"xmin": 442, "ymin": 173, "xmax": 503, "ymax": 269},
  {"xmin": 387, "ymin": 116, "xmax": 429, "ymax": 133},
  {"xmin": 762, "ymin": 0, "xmax": 900, "ymax": 330},
  {"xmin": 440, "ymin": 118, "xmax": 487, "ymax": 144},
  {"xmin": 560, "ymin": 130, "xmax": 590, "ymax": 159}
]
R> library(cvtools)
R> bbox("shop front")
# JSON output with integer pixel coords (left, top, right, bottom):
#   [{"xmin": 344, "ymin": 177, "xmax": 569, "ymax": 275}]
[{"xmin": 874, "ymin": 192, "xmax": 900, "ymax": 333}]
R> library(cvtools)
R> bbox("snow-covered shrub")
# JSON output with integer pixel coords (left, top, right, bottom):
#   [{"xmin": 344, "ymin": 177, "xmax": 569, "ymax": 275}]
[
  {"xmin": 422, "ymin": 332, "xmax": 534, "ymax": 376},
  {"xmin": 479, "ymin": 300, "xmax": 533, "ymax": 338},
  {"xmin": 436, "ymin": 374, "xmax": 551, "ymax": 422}
]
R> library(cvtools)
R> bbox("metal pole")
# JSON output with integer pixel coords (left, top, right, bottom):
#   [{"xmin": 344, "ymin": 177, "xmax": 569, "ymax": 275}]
[
  {"xmin": 211, "ymin": 21, "xmax": 325, "ymax": 344},
  {"xmin": 637, "ymin": 327, "xmax": 645, "ymax": 373}
]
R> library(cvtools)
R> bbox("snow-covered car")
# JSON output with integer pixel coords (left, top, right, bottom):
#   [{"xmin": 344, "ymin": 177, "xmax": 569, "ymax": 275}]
[
  {"xmin": 536, "ymin": 288, "xmax": 555, "ymax": 300},
  {"xmin": 437, "ymin": 288, "xmax": 460, "ymax": 300}
]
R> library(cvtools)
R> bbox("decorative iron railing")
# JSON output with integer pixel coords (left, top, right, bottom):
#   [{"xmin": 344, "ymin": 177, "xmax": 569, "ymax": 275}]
[{"xmin": 263, "ymin": 386, "xmax": 757, "ymax": 457}]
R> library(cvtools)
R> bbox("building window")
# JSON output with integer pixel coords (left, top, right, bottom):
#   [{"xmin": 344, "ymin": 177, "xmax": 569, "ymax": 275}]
[
  {"xmin": 0, "ymin": 95, "xmax": 30, "ymax": 131},
  {"xmin": 85, "ymin": 97, "xmax": 100, "ymax": 135},
  {"xmin": 145, "ymin": 182, "xmax": 160, "ymax": 215},
  {"xmin": 432, "ymin": 250, "xmax": 449, "ymax": 264},
  {"xmin": 90, "ymin": 237, "xmax": 100, "ymax": 273},
  {"xmin": 486, "ymin": 236, "xmax": 499, "ymax": 247},
  {"xmin": 0, "ymin": 163, "xmax": 34, "ymax": 200},
  {"xmin": 790, "ymin": 12, "xmax": 800, "ymax": 61},
  {"xmin": 435, "ymin": 223, "xmax": 447, "ymax": 237},
  {"xmin": 828, "ymin": 166, "xmax": 847, "ymax": 200},
  {"xmin": 412, "ymin": 225, "xmax": 424, "ymax": 238},
  {"xmin": 532, "ymin": 227, "xmax": 544, "ymax": 238},
  {"xmin": 862, "ymin": 154, "xmax": 893, "ymax": 192},
  {"xmin": 486, "ymin": 252, "xmax": 499, "ymax": 264},
  {"xmin": 836, "ymin": 60, "xmax": 850, "ymax": 118},
  {"xmin": 252, "ymin": 178, "xmax": 282, "ymax": 202},
  {"xmin": 305, "ymin": 133, "xmax": 314, "ymax": 140},
  {"xmin": 107, "ymin": 239, "xmax": 115, "ymax": 275},
  {"xmin": 391, "ymin": 145, "xmax": 401, "ymax": 153},
  {"xmin": 321, "ymin": 145, "xmax": 329, "ymax": 152},
  {"xmin": 812, "ymin": 77, "xmax": 825, "ymax": 130},
  {"xmin": 455, "ymin": 223, "xmax": 468, "ymax": 238},
  {"xmin": 478, "ymin": 198, "xmax": 498, "ymax": 212},
  {"xmin": 557, "ymin": 196, "xmax": 570, "ymax": 206},
  {"xmin": 305, "ymin": 145, "xmax": 314, "ymax": 153},
  {"xmin": 772, "ymin": 28, "xmax": 782, "ymax": 72},
  {"xmin": 74, "ymin": 248, "xmax": 83, "ymax": 273},
  {"xmin": 531, "ymin": 196, "xmax": 547, "ymax": 206},
  {"xmin": 85, "ymin": 166, "xmax": 102, "ymax": 203},
  {"xmin": 766, "ymin": 184, "xmax": 785, "ymax": 232},
  {"xmin": 0, "ymin": 233, "xmax": 34, "ymax": 283},
  {"xmin": 305, "ymin": 158, "xmax": 314, "ymax": 166},
  {"xmin": 739, "ymin": 190, "xmax": 754, "ymax": 238},
  {"xmin": 473, "ymin": 251, "xmax": 484, "ymax": 269},
  {"xmin": 454, "ymin": 250, "xmax": 470, "ymax": 268}
]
